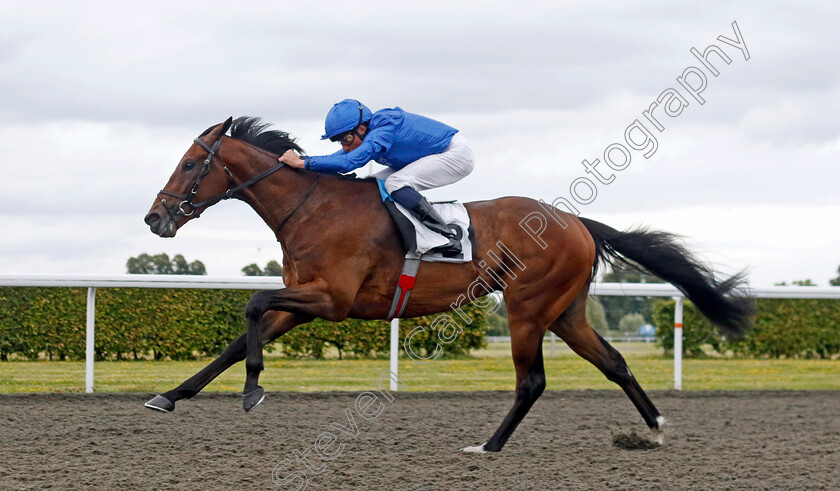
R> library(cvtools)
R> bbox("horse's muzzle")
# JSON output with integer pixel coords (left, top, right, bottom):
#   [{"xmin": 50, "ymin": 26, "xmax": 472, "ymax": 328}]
[{"xmin": 144, "ymin": 210, "xmax": 177, "ymax": 238}]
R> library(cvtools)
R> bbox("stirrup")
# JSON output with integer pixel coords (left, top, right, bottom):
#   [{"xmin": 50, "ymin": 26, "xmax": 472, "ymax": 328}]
[{"xmin": 429, "ymin": 224, "xmax": 463, "ymax": 256}]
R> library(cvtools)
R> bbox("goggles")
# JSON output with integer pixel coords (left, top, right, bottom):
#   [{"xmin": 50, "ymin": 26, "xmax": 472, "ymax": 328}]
[
  {"xmin": 331, "ymin": 130, "xmax": 357, "ymax": 145},
  {"xmin": 329, "ymin": 101, "xmax": 365, "ymax": 145}
]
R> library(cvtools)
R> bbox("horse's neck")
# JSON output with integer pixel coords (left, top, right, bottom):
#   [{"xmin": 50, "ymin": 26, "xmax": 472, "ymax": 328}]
[
  {"xmin": 223, "ymin": 142, "xmax": 320, "ymax": 239},
  {"xmin": 221, "ymin": 140, "xmax": 389, "ymax": 259}
]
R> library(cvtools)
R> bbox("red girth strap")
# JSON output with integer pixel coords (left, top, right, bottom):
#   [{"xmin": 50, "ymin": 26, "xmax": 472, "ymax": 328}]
[{"xmin": 387, "ymin": 257, "xmax": 421, "ymax": 320}]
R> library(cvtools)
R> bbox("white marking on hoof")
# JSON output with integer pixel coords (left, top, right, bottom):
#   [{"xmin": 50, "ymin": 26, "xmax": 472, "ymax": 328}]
[
  {"xmin": 460, "ymin": 443, "xmax": 487, "ymax": 453},
  {"xmin": 144, "ymin": 395, "xmax": 174, "ymax": 413},
  {"xmin": 652, "ymin": 416, "xmax": 666, "ymax": 444},
  {"xmin": 244, "ymin": 393, "xmax": 265, "ymax": 412}
]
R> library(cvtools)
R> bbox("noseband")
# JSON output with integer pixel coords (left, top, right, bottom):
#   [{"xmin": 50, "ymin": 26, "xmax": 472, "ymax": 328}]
[{"xmin": 157, "ymin": 133, "xmax": 287, "ymax": 219}]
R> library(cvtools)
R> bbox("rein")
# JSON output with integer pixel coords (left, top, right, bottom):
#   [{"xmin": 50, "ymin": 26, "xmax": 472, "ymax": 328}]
[
  {"xmin": 275, "ymin": 174, "xmax": 321, "ymax": 234},
  {"xmin": 158, "ymin": 135, "xmax": 287, "ymax": 219}
]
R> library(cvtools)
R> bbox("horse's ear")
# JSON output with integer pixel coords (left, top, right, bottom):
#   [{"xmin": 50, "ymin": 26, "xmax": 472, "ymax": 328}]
[{"xmin": 222, "ymin": 117, "xmax": 233, "ymax": 135}]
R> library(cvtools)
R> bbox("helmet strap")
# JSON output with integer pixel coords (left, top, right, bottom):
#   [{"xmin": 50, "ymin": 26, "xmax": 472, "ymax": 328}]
[{"xmin": 354, "ymin": 125, "xmax": 367, "ymax": 141}]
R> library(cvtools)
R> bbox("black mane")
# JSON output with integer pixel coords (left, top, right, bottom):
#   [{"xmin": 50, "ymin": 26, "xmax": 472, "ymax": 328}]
[{"xmin": 225, "ymin": 117, "xmax": 305, "ymax": 156}]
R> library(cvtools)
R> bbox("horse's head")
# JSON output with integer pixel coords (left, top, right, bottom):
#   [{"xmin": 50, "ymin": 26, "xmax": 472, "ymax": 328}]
[{"xmin": 144, "ymin": 117, "xmax": 235, "ymax": 237}]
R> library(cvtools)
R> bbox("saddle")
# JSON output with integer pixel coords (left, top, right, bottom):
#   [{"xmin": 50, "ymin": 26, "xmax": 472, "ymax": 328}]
[
  {"xmin": 375, "ymin": 180, "xmax": 475, "ymax": 319},
  {"xmin": 376, "ymin": 180, "xmax": 474, "ymax": 263}
]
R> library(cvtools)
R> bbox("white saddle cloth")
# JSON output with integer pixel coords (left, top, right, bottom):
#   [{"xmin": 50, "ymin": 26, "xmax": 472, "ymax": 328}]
[{"xmin": 392, "ymin": 201, "xmax": 473, "ymax": 263}]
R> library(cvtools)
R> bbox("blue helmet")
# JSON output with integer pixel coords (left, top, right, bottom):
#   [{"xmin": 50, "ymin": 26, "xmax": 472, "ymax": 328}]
[{"xmin": 321, "ymin": 99, "xmax": 373, "ymax": 140}]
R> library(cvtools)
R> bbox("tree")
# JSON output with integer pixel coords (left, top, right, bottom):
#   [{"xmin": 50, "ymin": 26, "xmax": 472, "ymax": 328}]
[
  {"xmin": 775, "ymin": 279, "xmax": 816, "ymax": 286},
  {"xmin": 598, "ymin": 263, "xmax": 662, "ymax": 329},
  {"xmin": 618, "ymin": 312, "xmax": 646, "ymax": 333},
  {"xmin": 127, "ymin": 253, "xmax": 206, "ymax": 275},
  {"xmin": 241, "ymin": 264, "xmax": 262, "ymax": 276},
  {"xmin": 652, "ymin": 299, "xmax": 722, "ymax": 358},
  {"xmin": 585, "ymin": 296, "xmax": 609, "ymax": 335},
  {"xmin": 486, "ymin": 297, "xmax": 509, "ymax": 336},
  {"xmin": 830, "ymin": 265, "xmax": 840, "ymax": 286},
  {"xmin": 242, "ymin": 260, "xmax": 283, "ymax": 276}
]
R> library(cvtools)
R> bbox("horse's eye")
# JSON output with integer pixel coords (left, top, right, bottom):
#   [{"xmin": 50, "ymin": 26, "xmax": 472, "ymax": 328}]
[{"xmin": 183, "ymin": 161, "xmax": 195, "ymax": 171}]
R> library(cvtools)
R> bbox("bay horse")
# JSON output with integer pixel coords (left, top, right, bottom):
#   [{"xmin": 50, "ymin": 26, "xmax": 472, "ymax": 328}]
[{"xmin": 143, "ymin": 117, "xmax": 752, "ymax": 452}]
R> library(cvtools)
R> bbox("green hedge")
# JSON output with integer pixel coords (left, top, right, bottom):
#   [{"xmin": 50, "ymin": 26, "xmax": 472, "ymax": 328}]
[
  {"xmin": 0, "ymin": 287, "xmax": 486, "ymax": 361},
  {"xmin": 651, "ymin": 299, "xmax": 721, "ymax": 358},
  {"xmin": 730, "ymin": 298, "xmax": 840, "ymax": 358},
  {"xmin": 652, "ymin": 297, "xmax": 840, "ymax": 359}
]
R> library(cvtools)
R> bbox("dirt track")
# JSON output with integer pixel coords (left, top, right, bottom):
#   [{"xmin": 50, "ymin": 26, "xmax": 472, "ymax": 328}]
[{"xmin": 1, "ymin": 391, "xmax": 838, "ymax": 490}]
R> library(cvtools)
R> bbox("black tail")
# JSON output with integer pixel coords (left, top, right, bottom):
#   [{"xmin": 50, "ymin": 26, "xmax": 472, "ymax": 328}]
[{"xmin": 579, "ymin": 217, "xmax": 754, "ymax": 337}]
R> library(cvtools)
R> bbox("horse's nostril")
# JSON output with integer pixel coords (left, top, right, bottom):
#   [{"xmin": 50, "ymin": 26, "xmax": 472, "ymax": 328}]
[{"xmin": 145, "ymin": 213, "xmax": 160, "ymax": 226}]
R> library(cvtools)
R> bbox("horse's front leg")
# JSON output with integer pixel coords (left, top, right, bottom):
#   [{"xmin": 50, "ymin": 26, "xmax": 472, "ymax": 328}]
[
  {"xmin": 243, "ymin": 279, "xmax": 349, "ymax": 412},
  {"xmin": 145, "ymin": 311, "xmax": 311, "ymax": 412}
]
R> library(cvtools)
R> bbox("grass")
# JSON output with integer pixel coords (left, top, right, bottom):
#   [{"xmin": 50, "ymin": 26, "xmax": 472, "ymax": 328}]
[{"xmin": 0, "ymin": 342, "xmax": 837, "ymax": 393}]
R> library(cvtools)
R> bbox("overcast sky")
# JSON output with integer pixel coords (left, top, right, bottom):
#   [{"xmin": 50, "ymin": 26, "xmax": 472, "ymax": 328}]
[{"xmin": 1, "ymin": 1, "xmax": 838, "ymax": 287}]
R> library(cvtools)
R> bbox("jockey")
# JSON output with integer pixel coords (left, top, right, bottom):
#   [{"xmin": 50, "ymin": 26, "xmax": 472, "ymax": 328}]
[{"xmin": 278, "ymin": 99, "xmax": 474, "ymax": 241}]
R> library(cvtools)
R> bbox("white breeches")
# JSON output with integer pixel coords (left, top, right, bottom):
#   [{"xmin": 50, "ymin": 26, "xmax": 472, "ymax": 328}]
[{"xmin": 373, "ymin": 133, "xmax": 475, "ymax": 194}]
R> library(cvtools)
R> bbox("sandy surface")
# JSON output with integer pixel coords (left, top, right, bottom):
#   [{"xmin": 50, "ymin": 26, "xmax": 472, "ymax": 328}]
[{"xmin": 1, "ymin": 391, "xmax": 838, "ymax": 490}]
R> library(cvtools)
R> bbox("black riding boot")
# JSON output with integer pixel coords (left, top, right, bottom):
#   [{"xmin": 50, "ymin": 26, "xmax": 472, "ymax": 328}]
[{"xmin": 410, "ymin": 198, "xmax": 457, "ymax": 240}]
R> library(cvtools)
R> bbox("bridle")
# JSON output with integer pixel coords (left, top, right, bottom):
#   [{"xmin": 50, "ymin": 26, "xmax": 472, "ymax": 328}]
[{"xmin": 157, "ymin": 132, "xmax": 288, "ymax": 219}]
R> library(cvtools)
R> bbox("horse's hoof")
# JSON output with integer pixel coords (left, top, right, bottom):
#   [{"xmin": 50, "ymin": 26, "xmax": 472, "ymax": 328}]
[
  {"xmin": 144, "ymin": 395, "xmax": 175, "ymax": 413},
  {"xmin": 243, "ymin": 387, "xmax": 265, "ymax": 412},
  {"xmin": 652, "ymin": 416, "xmax": 666, "ymax": 445},
  {"xmin": 460, "ymin": 442, "xmax": 488, "ymax": 453}
]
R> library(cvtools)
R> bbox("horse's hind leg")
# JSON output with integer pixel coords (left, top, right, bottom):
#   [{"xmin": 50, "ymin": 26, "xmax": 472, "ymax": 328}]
[
  {"xmin": 144, "ymin": 311, "xmax": 311, "ymax": 412},
  {"xmin": 462, "ymin": 319, "xmax": 546, "ymax": 453},
  {"xmin": 550, "ymin": 295, "xmax": 665, "ymax": 443}
]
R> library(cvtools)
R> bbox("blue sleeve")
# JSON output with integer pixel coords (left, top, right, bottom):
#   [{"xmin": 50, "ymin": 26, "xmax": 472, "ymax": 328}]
[{"xmin": 307, "ymin": 121, "xmax": 396, "ymax": 173}]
